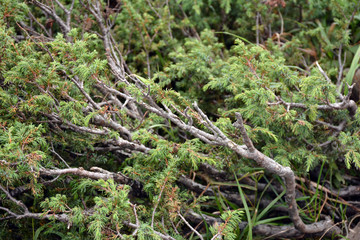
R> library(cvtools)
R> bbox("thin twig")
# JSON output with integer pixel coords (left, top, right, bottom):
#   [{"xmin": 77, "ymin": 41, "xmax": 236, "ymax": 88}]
[
  {"xmin": 178, "ymin": 211, "xmax": 204, "ymax": 240},
  {"xmin": 316, "ymin": 61, "xmax": 332, "ymax": 84},
  {"xmin": 151, "ymin": 178, "xmax": 167, "ymax": 228}
]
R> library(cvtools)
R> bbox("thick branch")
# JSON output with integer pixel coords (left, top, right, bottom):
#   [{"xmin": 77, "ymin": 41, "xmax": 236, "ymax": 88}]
[
  {"xmin": 39, "ymin": 167, "xmax": 145, "ymax": 197},
  {"xmin": 187, "ymin": 210, "xmax": 340, "ymax": 238},
  {"xmin": 180, "ymin": 104, "xmax": 335, "ymax": 234},
  {"xmin": 233, "ymin": 113, "xmax": 255, "ymax": 152}
]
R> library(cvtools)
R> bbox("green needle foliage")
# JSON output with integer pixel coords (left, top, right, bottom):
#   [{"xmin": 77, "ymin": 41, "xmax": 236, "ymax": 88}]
[{"xmin": 1, "ymin": 0, "xmax": 360, "ymax": 239}]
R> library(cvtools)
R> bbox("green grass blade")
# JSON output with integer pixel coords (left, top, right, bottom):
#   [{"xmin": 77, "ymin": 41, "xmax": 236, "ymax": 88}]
[
  {"xmin": 255, "ymin": 215, "xmax": 289, "ymax": 225},
  {"xmin": 215, "ymin": 31, "xmax": 253, "ymax": 45},
  {"xmin": 256, "ymin": 190, "xmax": 286, "ymax": 222},
  {"xmin": 344, "ymin": 45, "xmax": 360, "ymax": 95},
  {"xmin": 234, "ymin": 172, "xmax": 252, "ymax": 240}
]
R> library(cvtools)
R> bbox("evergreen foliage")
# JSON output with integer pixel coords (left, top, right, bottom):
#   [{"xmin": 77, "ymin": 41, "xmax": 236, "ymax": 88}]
[{"xmin": 1, "ymin": 0, "xmax": 360, "ymax": 239}]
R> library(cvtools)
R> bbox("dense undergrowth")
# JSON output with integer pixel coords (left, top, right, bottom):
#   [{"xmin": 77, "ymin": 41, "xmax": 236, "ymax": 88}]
[{"xmin": 1, "ymin": 0, "xmax": 360, "ymax": 239}]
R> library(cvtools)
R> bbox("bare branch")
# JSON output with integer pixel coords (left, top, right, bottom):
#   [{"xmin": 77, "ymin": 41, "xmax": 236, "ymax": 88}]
[
  {"xmin": 0, "ymin": 184, "xmax": 29, "ymax": 213},
  {"xmin": 178, "ymin": 211, "xmax": 204, "ymax": 240},
  {"xmin": 315, "ymin": 120, "xmax": 346, "ymax": 131},
  {"xmin": 337, "ymin": 44, "xmax": 347, "ymax": 91},
  {"xmin": 27, "ymin": 11, "xmax": 51, "ymax": 36},
  {"xmin": 60, "ymin": 121, "xmax": 109, "ymax": 135},
  {"xmin": 233, "ymin": 113, "xmax": 255, "ymax": 152},
  {"xmin": 31, "ymin": 0, "xmax": 71, "ymax": 37},
  {"xmin": 316, "ymin": 61, "xmax": 332, "ymax": 84},
  {"xmin": 267, "ymin": 95, "xmax": 356, "ymax": 111},
  {"xmin": 50, "ymin": 141, "xmax": 70, "ymax": 168},
  {"xmin": 151, "ymin": 179, "xmax": 167, "ymax": 228},
  {"xmin": 131, "ymin": 203, "xmax": 140, "ymax": 236},
  {"xmin": 40, "ymin": 167, "xmax": 116, "ymax": 180},
  {"xmin": 193, "ymin": 102, "xmax": 227, "ymax": 140}
]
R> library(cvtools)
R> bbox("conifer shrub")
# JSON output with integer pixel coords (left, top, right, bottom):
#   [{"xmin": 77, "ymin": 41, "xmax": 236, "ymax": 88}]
[{"xmin": 1, "ymin": 0, "xmax": 360, "ymax": 239}]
